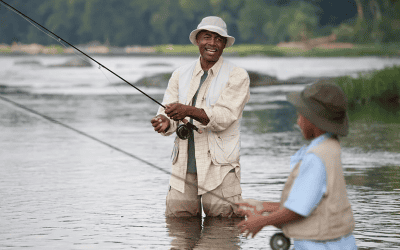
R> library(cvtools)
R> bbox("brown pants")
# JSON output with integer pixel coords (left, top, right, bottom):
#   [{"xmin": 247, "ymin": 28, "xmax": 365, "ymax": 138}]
[{"xmin": 165, "ymin": 172, "xmax": 243, "ymax": 217}]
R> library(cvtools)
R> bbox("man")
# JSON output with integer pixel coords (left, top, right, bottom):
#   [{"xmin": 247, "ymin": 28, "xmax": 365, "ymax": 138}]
[
  {"xmin": 151, "ymin": 16, "xmax": 250, "ymax": 217},
  {"xmin": 237, "ymin": 81, "xmax": 357, "ymax": 249}
]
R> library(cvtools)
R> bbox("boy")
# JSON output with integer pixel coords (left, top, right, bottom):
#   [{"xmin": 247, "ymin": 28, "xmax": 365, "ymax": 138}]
[{"xmin": 237, "ymin": 80, "xmax": 357, "ymax": 249}]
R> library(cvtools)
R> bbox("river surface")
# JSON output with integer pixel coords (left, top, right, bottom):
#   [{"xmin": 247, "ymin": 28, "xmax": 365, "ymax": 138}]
[{"xmin": 1, "ymin": 55, "xmax": 400, "ymax": 249}]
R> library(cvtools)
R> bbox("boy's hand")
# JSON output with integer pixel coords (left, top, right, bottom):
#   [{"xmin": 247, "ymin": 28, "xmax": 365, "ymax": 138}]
[
  {"xmin": 236, "ymin": 199, "xmax": 271, "ymax": 215},
  {"xmin": 237, "ymin": 211, "xmax": 266, "ymax": 238},
  {"xmin": 236, "ymin": 203, "xmax": 260, "ymax": 217}
]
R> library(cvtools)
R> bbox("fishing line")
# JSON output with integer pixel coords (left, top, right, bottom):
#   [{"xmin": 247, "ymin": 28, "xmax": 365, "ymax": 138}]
[
  {"xmin": 1, "ymin": 3, "xmax": 288, "ymax": 248},
  {"xmin": 0, "ymin": 0, "xmax": 239, "ymax": 214},
  {"xmin": 0, "ymin": 0, "xmax": 200, "ymax": 139},
  {"xmin": 0, "ymin": 94, "xmax": 238, "ymax": 208}
]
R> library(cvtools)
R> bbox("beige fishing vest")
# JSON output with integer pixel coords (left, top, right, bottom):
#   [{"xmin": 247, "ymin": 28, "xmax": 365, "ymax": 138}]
[
  {"xmin": 280, "ymin": 138, "xmax": 355, "ymax": 240},
  {"xmin": 178, "ymin": 59, "xmax": 241, "ymax": 165}
]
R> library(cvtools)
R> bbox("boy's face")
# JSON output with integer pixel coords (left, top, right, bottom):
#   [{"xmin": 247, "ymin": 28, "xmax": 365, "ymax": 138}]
[{"xmin": 297, "ymin": 113, "xmax": 315, "ymax": 140}]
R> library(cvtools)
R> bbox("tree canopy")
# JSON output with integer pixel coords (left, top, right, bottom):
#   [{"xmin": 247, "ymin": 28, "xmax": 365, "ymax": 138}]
[{"xmin": 0, "ymin": 0, "xmax": 399, "ymax": 46}]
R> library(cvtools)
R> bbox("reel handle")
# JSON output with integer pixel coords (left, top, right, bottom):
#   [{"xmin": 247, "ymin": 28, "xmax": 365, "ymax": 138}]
[
  {"xmin": 176, "ymin": 119, "xmax": 203, "ymax": 140},
  {"xmin": 182, "ymin": 118, "xmax": 203, "ymax": 134}
]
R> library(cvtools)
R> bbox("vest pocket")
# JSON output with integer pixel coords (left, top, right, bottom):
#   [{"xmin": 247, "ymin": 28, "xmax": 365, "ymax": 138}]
[
  {"xmin": 209, "ymin": 132, "xmax": 240, "ymax": 165},
  {"xmin": 328, "ymin": 203, "xmax": 354, "ymax": 234},
  {"xmin": 171, "ymin": 136, "xmax": 179, "ymax": 164},
  {"xmin": 221, "ymin": 173, "xmax": 242, "ymax": 198},
  {"xmin": 286, "ymin": 215, "xmax": 320, "ymax": 237}
]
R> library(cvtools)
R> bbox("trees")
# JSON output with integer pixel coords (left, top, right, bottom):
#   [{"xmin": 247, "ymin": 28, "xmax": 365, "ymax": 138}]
[
  {"xmin": 0, "ymin": 0, "xmax": 399, "ymax": 46},
  {"xmin": 333, "ymin": 0, "xmax": 400, "ymax": 44}
]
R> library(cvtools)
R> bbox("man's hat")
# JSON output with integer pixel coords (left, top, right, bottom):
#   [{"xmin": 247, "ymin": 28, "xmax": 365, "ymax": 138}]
[
  {"xmin": 189, "ymin": 16, "xmax": 235, "ymax": 48},
  {"xmin": 286, "ymin": 80, "xmax": 349, "ymax": 136}
]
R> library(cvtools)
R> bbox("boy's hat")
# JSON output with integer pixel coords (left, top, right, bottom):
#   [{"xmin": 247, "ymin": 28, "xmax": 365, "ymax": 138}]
[
  {"xmin": 189, "ymin": 16, "xmax": 235, "ymax": 48},
  {"xmin": 286, "ymin": 80, "xmax": 349, "ymax": 136}
]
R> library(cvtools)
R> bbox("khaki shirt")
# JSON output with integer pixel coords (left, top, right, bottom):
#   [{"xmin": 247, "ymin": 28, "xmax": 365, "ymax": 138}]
[{"xmin": 158, "ymin": 56, "xmax": 250, "ymax": 194}]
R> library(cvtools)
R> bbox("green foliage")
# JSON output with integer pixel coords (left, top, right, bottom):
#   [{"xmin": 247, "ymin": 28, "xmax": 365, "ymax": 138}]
[
  {"xmin": 225, "ymin": 44, "xmax": 286, "ymax": 57},
  {"xmin": 336, "ymin": 65, "xmax": 400, "ymax": 107},
  {"xmin": 237, "ymin": 0, "xmax": 270, "ymax": 43},
  {"xmin": 333, "ymin": 0, "xmax": 400, "ymax": 44},
  {"xmin": 287, "ymin": 1, "xmax": 319, "ymax": 41},
  {"xmin": 333, "ymin": 23, "xmax": 355, "ymax": 42},
  {"xmin": 154, "ymin": 44, "xmax": 199, "ymax": 54},
  {"xmin": 0, "ymin": 0, "xmax": 399, "ymax": 46},
  {"xmin": 0, "ymin": 46, "xmax": 11, "ymax": 53},
  {"xmin": 303, "ymin": 43, "xmax": 399, "ymax": 57},
  {"xmin": 152, "ymin": 43, "xmax": 400, "ymax": 57}
]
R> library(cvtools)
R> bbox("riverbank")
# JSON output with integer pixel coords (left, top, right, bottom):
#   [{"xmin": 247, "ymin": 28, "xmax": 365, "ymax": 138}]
[
  {"xmin": 336, "ymin": 65, "xmax": 400, "ymax": 108},
  {"xmin": 1, "ymin": 42, "xmax": 399, "ymax": 57}
]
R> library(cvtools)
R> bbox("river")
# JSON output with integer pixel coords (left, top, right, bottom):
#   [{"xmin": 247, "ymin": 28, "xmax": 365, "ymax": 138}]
[{"xmin": 0, "ymin": 55, "xmax": 400, "ymax": 249}]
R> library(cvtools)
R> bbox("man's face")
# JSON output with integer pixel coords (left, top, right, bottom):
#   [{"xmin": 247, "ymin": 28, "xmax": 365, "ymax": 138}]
[{"xmin": 196, "ymin": 30, "xmax": 226, "ymax": 64}]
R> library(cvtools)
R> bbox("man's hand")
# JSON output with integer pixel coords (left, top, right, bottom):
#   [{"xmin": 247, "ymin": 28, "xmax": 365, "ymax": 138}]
[
  {"xmin": 151, "ymin": 114, "xmax": 170, "ymax": 133},
  {"xmin": 165, "ymin": 103, "xmax": 190, "ymax": 121}
]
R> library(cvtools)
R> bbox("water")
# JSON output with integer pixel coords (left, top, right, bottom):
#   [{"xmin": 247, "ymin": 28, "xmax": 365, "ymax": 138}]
[{"xmin": 1, "ymin": 55, "xmax": 400, "ymax": 249}]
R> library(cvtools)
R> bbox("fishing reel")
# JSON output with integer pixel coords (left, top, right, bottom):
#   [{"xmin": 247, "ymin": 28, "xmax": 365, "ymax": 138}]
[
  {"xmin": 270, "ymin": 233, "xmax": 291, "ymax": 250},
  {"xmin": 176, "ymin": 124, "xmax": 191, "ymax": 140},
  {"xmin": 176, "ymin": 121, "xmax": 201, "ymax": 140}
]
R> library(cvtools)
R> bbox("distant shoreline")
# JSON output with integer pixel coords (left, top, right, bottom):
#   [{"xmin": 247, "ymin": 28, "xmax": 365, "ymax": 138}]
[{"xmin": 1, "ymin": 42, "xmax": 399, "ymax": 58}]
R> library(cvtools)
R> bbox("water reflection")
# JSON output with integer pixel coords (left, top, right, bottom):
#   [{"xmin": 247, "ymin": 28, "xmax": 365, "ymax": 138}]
[
  {"xmin": 166, "ymin": 216, "xmax": 243, "ymax": 249},
  {"xmin": 166, "ymin": 217, "xmax": 202, "ymax": 249},
  {"xmin": 243, "ymin": 101, "xmax": 297, "ymax": 134},
  {"xmin": 2, "ymin": 87, "xmax": 400, "ymax": 249},
  {"xmin": 341, "ymin": 103, "xmax": 400, "ymax": 152},
  {"xmin": 346, "ymin": 165, "xmax": 400, "ymax": 191},
  {"xmin": 342, "ymin": 122, "xmax": 400, "ymax": 153}
]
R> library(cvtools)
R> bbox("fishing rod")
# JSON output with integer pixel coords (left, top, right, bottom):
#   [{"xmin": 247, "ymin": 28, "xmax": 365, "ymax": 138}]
[
  {"xmin": 1, "ymin": 3, "xmax": 290, "ymax": 249},
  {"xmin": 0, "ymin": 0, "xmax": 198, "ymax": 140}
]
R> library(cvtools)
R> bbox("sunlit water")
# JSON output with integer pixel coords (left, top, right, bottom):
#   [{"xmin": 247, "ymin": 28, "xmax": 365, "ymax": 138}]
[{"xmin": 1, "ymin": 55, "xmax": 400, "ymax": 249}]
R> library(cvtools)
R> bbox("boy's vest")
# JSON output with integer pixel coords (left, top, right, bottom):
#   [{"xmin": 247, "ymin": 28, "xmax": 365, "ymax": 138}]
[
  {"xmin": 280, "ymin": 138, "xmax": 355, "ymax": 240},
  {"xmin": 177, "ymin": 59, "xmax": 241, "ymax": 165}
]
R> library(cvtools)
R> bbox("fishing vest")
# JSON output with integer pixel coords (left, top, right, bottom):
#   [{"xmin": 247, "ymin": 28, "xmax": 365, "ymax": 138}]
[
  {"xmin": 280, "ymin": 138, "xmax": 355, "ymax": 241},
  {"xmin": 177, "ymin": 58, "xmax": 241, "ymax": 165}
]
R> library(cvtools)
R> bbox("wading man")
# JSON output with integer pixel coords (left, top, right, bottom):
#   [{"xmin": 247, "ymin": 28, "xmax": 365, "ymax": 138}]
[{"xmin": 151, "ymin": 16, "xmax": 250, "ymax": 217}]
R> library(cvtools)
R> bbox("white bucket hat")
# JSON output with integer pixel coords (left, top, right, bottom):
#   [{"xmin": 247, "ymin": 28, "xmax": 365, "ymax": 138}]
[{"xmin": 189, "ymin": 16, "xmax": 235, "ymax": 48}]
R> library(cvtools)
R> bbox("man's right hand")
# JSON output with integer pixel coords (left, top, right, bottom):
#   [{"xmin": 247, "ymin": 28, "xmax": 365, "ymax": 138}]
[{"xmin": 151, "ymin": 114, "xmax": 170, "ymax": 133}]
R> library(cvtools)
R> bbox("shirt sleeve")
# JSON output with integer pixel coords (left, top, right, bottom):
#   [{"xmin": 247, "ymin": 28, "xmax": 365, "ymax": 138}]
[
  {"xmin": 284, "ymin": 153, "xmax": 327, "ymax": 217},
  {"xmin": 202, "ymin": 67, "xmax": 250, "ymax": 132},
  {"xmin": 157, "ymin": 70, "xmax": 179, "ymax": 136}
]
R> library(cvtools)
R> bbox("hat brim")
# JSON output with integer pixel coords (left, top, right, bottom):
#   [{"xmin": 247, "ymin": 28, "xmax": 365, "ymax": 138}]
[
  {"xmin": 189, "ymin": 27, "xmax": 235, "ymax": 48},
  {"xmin": 286, "ymin": 91, "xmax": 349, "ymax": 136}
]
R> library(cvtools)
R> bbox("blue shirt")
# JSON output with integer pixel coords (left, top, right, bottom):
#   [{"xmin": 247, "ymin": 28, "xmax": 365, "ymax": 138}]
[{"xmin": 284, "ymin": 133, "xmax": 357, "ymax": 249}]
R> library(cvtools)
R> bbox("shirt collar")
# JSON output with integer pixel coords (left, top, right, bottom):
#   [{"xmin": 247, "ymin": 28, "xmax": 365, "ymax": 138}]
[
  {"xmin": 290, "ymin": 133, "xmax": 333, "ymax": 169},
  {"xmin": 194, "ymin": 56, "xmax": 224, "ymax": 77},
  {"xmin": 306, "ymin": 132, "xmax": 333, "ymax": 151}
]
